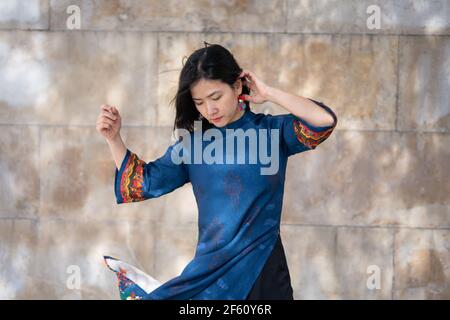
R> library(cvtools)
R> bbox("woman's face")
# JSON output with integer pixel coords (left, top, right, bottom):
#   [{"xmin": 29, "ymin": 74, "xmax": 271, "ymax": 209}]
[{"xmin": 190, "ymin": 78, "xmax": 244, "ymax": 127}]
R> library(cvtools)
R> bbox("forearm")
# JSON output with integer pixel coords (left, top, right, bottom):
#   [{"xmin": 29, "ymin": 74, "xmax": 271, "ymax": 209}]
[
  {"xmin": 266, "ymin": 86, "xmax": 335, "ymax": 127},
  {"xmin": 107, "ymin": 135, "xmax": 127, "ymax": 170}
]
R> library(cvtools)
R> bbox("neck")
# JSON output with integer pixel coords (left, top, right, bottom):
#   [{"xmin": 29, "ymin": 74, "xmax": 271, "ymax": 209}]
[{"xmin": 229, "ymin": 108, "xmax": 245, "ymax": 123}]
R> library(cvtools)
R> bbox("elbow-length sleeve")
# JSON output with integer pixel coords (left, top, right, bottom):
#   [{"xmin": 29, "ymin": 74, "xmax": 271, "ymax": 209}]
[
  {"xmin": 278, "ymin": 98, "xmax": 338, "ymax": 157},
  {"xmin": 114, "ymin": 141, "xmax": 190, "ymax": 204}
]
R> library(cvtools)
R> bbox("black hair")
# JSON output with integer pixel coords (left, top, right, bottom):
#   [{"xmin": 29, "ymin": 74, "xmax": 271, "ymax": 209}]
[{"xmin": 169, "ymin": 41, "xmax": 251, "ymax": 134}]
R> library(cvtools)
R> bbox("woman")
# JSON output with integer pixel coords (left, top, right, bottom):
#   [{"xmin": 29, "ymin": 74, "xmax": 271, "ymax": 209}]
[{"xmin": 96, "ymin": 42, "xmax": 337, "ymax": 300}]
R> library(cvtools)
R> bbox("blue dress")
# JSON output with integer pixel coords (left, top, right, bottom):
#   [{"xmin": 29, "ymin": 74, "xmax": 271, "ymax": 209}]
[{"xmin": 104, "ymin": 99, "xmax": 337, "ymax": 300}]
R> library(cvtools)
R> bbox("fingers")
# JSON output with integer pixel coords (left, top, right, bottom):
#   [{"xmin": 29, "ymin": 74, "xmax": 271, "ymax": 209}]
[
  {"xmin": 240, "ymin": 69, "xmax": 255, "ymax": 80},
  {"xmin": 241, "ymin": 74, "xmax": 255, "ymax": 88},
  {"xmin": 100, "ymin": 104, "xmax": 118, "ymax": 121},
  {"xmin": 97, "ymin": 105, "xmax": 121, "ymax": 137},
  {"xmin": 96, "ymin": 118, "xmax": 111, "ymax": 130},
  {"xmin": 101, "ymin": 104, "xmax": 118, "ymax": 115},
  {"xmin": 101, "ymin": 104, "xmax": 112, "ymax": 112},
  {"xmin": 102, "ymin": 110, "xmax": 117, "ymax": 121},
  {"xmin": 97, "ymin": 117, "xmax": 115, "ymax": 126},
  {"xmin": 242, "ymin": 94, "xmax": 254, "ymax": 103},
  {"xmin": 101, "ymin": 104, "xmax": 114, "ymax": 113},
  {"xmin": 97, "ymin": 122, "xmax": 111, "ymax": 130},
  {"xmin": 243, "ymin": 79, "xmax": 256, "ymax": 91}
]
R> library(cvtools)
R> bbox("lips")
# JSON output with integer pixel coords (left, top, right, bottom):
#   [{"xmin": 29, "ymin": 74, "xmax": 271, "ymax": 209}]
[{"xmin": 210, "ymin": 116, "xmax": 223, "ymax": 122}]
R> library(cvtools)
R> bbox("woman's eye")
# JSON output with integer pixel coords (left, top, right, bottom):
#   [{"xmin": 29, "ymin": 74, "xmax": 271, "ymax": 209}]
[{"xmin": 195, "ymin": 96, "xmax": 220, "ymax": 105}]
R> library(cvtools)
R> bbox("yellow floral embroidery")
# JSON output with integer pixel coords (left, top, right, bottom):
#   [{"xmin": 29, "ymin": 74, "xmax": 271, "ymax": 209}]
[
  {"xmin": 293, "ymin": 120, "xmax": 335, "ymax": 149},
  {"xmin": 120, "ymin": 152, "xmax": 146, "ymax": 202}
]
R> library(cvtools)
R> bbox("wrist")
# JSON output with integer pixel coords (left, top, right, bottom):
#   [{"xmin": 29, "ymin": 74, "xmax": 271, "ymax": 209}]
[{"xmin": 106, "ymin": 134, "xmax": 122, "ymax": 146}]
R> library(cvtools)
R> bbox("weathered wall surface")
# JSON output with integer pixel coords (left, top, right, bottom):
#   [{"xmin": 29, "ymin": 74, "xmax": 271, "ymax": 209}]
[{"xmin": 0, "ymin": 0, "xmax": 448, "ymax": 299}]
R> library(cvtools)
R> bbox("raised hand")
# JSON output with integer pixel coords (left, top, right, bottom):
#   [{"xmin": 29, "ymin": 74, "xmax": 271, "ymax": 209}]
[
  {"xmin": 239, "ymin": 70, "xmax": 272, "ymax": 104},
  {"xmin": 96, "ymin": 104, "xmax": 122, "ymax": 142}
]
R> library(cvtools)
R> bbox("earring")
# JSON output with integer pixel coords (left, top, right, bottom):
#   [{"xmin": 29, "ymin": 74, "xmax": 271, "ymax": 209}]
[
  {"xmin": 238, "ymin": 95, "xmax": 246, "ymax": 111},
  {"xmin": 199, "ymin": 114, "xmax": 204, "ymax": 120}
]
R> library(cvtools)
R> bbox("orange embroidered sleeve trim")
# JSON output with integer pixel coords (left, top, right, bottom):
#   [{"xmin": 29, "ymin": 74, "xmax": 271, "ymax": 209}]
[
  {"xmin": 292, "ymin": 100, "xmax": 337, "ymax": 149},
  {"xmin": 119, "ymin": 152, "xmax": 146, "ymax": 203},
  {"xmin": 293, "ymin": 120, "xmax": 335, "ymax": 149}
]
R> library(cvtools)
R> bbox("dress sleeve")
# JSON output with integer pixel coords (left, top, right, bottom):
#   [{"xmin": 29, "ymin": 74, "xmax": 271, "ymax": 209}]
[
  {"xmin": 114, "ymin": 141, "xmax": 190, "ymax": 204},
  {"xmin": 279, "ymin": 98, "xmax": 338, "ymax": 157}
]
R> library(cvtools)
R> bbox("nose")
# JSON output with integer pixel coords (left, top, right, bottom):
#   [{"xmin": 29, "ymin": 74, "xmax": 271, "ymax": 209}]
[{"xmin": 206, "ymin": 102, "xmax": 218, "ymax": 117}]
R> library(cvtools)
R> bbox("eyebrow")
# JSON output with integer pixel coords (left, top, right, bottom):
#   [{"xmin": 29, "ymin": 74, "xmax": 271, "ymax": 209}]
[{"xmin": 192, "ymin": 90, "xmax": 222, "ymax": 101}]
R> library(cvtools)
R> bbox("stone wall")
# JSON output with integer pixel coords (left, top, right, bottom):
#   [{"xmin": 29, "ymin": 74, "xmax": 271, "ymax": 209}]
[{"xmin": 0, "ymin": 0, "xmax": 448, "ymax": 299}]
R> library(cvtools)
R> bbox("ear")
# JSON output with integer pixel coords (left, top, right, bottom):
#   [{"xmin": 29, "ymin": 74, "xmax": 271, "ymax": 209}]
[{"xmin": 233, "ymin": 77, "xmax": 243, "ymax": 95}]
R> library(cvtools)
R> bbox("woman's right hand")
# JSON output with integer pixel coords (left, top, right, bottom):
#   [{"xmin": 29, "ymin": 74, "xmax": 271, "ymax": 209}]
[{"xmin": 96, "ymin": 104, "xmax": 121, "ymax": 142}]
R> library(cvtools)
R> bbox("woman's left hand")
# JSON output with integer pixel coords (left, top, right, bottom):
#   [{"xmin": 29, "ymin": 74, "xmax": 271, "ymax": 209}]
[{"xmin": 239, "ymin": 70, "xmax": 272, "ymax": 104}]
